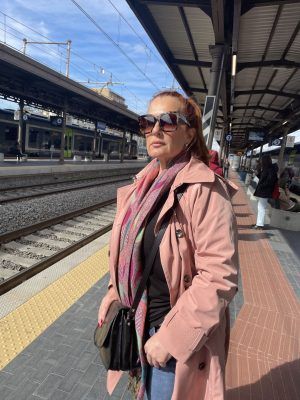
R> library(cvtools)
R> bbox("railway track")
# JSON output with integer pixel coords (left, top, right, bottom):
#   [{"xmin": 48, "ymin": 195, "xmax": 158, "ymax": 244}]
[
  {"xmin": 0, "ymin": 199, "xmax": 117, "ymax": 295},
  {"xmin": 0, "ymin": 174, "xmax": 132, "ymax": 204}
]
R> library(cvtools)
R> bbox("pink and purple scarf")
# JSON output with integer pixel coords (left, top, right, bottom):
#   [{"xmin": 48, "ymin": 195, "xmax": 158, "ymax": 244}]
[{"xmin": 117, "ymin": 151, "xmax": 190, "ymax": 399}]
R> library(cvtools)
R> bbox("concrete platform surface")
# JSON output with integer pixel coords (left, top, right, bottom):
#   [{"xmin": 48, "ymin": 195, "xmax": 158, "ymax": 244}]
[
  {"xmin": 0, "ymin": 170, "xmax": 299, "ymax": 400},
  {"xmin": 0, "ymin": 159, "xmax": 148, "ymax": 177}
]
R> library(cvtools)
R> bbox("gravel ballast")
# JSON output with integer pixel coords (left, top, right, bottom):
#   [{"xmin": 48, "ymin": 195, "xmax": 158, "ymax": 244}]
[{"xmin": 0, "ymin": 180, "xmax": 131, "ymax": 235}]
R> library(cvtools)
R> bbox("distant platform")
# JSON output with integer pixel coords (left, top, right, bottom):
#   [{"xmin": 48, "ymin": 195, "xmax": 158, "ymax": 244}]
[{"xmin": 0, "ymin": 158, "xmax": 148, "ymax": 177}]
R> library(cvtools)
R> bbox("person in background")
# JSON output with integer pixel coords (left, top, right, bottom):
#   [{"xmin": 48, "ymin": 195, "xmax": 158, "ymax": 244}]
[
  {"xmin": 223, "ymin": 158, "xmax": 230, "ymax": 179},
  {"xmin": 15, "ymin": 142, "xmax": 23, "ymax": 162},
  {"xmin": 254, "ymin": 160, "xmax": 261, "ymax": 177},
  {"xmin": 208, "ymin": 149, "xmax": 223, "ymax": 176},
  {"xmin": 271, "ymin": 163, "xmax": 280, "ymax": 209},
  {"xmin": 278, "ymin": 168, "xmax": 300, "ymax": 212},
  {"xmin": 278, "ymin": 167, "xmax": 294, "ymax": 189},
  {"xmin": 252, "ymin": 155, "xmax": 278, "ymax": 229},
  {"xmin": 98, "ymin": 90, "xmax": 239, "ymax": 400}
]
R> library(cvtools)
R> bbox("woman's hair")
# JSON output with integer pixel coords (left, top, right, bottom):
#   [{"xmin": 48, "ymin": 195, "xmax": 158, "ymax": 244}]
[
  {"xmin": 261, "ymin": 154, "xmax": 272, "ymax": 169},
  {"xmin": 150, "ymin": 90, "xmax": 210, "ymax": 165}
]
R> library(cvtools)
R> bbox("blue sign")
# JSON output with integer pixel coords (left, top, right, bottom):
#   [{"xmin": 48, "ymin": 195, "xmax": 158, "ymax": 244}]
[
  {"xmin": 50, "ymin": 116, "xmax": 63, "ymax": 126},
  {"xmin": 226, "ymin": 134, "xmax": 232, "ymax": 142},
  {"xmin": 272, "ymin": 138, "xmax": 282, "ymax": 146},
  {"xmin": 97, "ymin": 121, "xmax": 107, "ymax": 131}
]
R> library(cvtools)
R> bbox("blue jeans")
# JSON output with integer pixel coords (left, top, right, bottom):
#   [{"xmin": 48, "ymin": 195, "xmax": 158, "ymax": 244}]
[{"xmin": 145, "ymin": 327, "xmax": 176, "ymax": 400}]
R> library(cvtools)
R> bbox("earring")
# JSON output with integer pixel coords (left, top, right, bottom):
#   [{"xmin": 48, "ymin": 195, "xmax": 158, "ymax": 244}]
[{"xmin": 185, "ymin": 143, "xmax": 189, "ymax": 148}]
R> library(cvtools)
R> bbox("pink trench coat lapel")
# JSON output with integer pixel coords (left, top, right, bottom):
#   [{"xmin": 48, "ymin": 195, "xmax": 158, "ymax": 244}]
[{"xmin": 106, "ymin": 157, "xmax": 239, "ymax": 400}]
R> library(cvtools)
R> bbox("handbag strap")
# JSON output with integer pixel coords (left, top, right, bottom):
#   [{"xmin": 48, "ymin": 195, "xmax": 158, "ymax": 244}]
[{"xmin": 129, "ymin": 184, "xmax": 186, "ymax": 319}]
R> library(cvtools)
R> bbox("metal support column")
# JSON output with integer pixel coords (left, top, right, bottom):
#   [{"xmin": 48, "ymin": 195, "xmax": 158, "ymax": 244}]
[
  {"xmin": 18, "ymin": 99, "xmax": 25, "ymax": 152},
  {"xmin": 249, "ymin": 148, "xmax": 254, "ymax": 171},
  {"xmin": 278, "ymin": 126, "xmax": 289, "ymax": 173},
  {"xmin": 204, "ymin": 45, "xmax": 225, "ymax": 149},
  {"xmin": 259, "ymin": 144, "xmax": 263, "ymax": 160},
  {"xmin": 120, "ymin": 130, "xmax": 126, "ymax": 163},
  {"xmin": 93, "ymin": 122, "xmax": 97, "ymax": 160},
  {"xmin": 60, "ymin": 102, "xmax": 67, "ymax": 163},
  {"xmin": 128, "ymin": 133, "xmax": 133, "ymax": 158},
  {"xmin": 66, "ymin": 40, "xmax": 71, "ymax": 78},
  {"xmin": 219, "ymin": 122, "xmax": 227, "ymax": 162}
]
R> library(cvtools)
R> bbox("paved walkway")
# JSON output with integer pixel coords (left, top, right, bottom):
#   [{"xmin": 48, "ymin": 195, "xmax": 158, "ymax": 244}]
[
  {"xmin": 226, "ymin": 173, "xmax": 300, "ymax": 400},
  {"xmin": 0, "ymin": 171, "xmax": 299, "ymax": 399}
]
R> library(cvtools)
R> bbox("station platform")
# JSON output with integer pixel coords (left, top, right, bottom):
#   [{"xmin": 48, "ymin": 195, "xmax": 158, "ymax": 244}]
[
  {"xmin": 0, "ymin": 171, "xmax": 299, "ymax": 400},
  {"xmin": 0, "ymin": 159, "xmax": 148, "ymax": 177}
]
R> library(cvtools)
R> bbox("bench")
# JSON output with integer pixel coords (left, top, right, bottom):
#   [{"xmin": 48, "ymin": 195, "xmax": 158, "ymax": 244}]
[
  {"xmin": 84, "ymin": 155, "xmax": 92, "ymax": 162},
  {"xmin": 73, "ymin": 155, "xmax": 82, "ymax": 161},
  {"xmin": 270, "ymin": 208, "xmax": 300, "ymax": 231}
]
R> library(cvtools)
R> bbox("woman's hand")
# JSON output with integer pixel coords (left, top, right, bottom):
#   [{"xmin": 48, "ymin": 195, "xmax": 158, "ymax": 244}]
[
  {"xmin": 144, "ymin": 334, "xmax": 172, "ymax": 368},
  {"xmin": 98, "ymin": 287, "xmax": 119, "ymax": 327}
]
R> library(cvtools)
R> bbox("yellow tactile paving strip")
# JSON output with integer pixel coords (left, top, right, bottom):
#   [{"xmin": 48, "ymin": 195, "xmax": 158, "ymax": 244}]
[{"xmin": 0, "ymin": 245, "xmax": 109, "ymax": 370}]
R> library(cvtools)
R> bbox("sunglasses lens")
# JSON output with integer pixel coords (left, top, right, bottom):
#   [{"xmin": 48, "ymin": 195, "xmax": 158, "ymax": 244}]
[
  {"xmin": 138, "ymin": 115, "xmax": 156, "ymax": 135},
  {"xmin": 160, "ymin": 113, "xmax": 178, "ymax": 132}
]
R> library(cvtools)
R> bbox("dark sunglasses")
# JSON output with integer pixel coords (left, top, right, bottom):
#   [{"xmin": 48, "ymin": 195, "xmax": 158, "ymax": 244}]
[{"xmin": 138, "ymin": 112, "xmax": 190, "ymax": 135}]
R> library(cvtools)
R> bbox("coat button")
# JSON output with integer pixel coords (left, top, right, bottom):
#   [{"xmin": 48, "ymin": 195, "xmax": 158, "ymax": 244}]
[
  {"xmin": 175, "ymin": 229, "xmax": 184, "ymax": 238},
  {"xmin": 183, "ymin": 274, "xmax": 191, "ymax": 283},
  {"xmin": 198, "ymin": 362, "xmax": 206, "ymax": 370}
]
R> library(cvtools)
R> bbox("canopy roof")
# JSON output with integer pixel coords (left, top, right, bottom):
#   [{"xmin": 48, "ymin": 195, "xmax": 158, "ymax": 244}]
[{"xmin": 127, "ymin": 0, "xmax": 300, "ymax": 149}]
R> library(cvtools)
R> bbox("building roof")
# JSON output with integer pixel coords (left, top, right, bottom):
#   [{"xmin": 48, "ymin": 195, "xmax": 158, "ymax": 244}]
[{"xmin": 0, "ymin": 43, "xmax": 139, "ymax": 134}]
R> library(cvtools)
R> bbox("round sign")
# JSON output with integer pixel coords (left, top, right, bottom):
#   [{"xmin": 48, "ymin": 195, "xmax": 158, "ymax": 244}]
[
  {"xmin": 23, "ymin": 114, "xmax": 28, "ymax": 121},
  {"xmin": 226, "ymin": 134, "xmax": 232, "ymax": 142},
  {"xmin": 57, "ymin": 118, "xmax": 62, "ymax": 125},
  {"xmin": 272, "ymin": 139, "xmax": 281, "ymax": 146}
]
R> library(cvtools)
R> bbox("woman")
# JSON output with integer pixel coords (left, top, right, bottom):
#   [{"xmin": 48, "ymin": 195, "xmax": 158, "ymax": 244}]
[
  {"xmin": 252, "ymin": 155, "xmax": 278, "ymax": 229},
  {"xmin": 15, "ymin": 141, "xmax": 23, "ymax": 162},
  {"xmin": 223, "ymin": 158, "xmax": 230, "ymax": 179},
  {"xmin": 209, "ymin": 149, "xmax": 223, "ymax": 176},
  {"xmin": 278, "ymin": 168, "xmax": 300, "ymax": 212},
  {"xmin": 98, "ymin": 91, "xmax": 239, "ymax": 400}
]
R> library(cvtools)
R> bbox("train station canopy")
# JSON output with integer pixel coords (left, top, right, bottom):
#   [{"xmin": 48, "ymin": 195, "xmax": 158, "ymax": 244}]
[
  {"xmin": 0, "ymin": 43, "xmax": 139, "ymax": 134},
  {"xmin": 127, "ymin": 0, "xmax": 300, "ymax": 150}
]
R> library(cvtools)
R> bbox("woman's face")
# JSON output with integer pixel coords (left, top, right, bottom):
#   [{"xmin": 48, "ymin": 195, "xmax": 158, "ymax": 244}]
[{"xmin": 146, "ymin": 96, "xmax": 195, "ymax": 170}]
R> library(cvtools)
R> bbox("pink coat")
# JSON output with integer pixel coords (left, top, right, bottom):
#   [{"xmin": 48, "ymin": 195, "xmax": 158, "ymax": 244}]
[{"xmin": 106, "ymin": 157, "xmax": 239, "ymax": 400}]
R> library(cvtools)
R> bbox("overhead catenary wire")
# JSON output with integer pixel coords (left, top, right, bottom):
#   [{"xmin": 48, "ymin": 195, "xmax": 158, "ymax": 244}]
[
  {"xmin": 0, "ymin": 26, "xmax": 65, "ymax": 65},
  {"xmin": 0, "ymin": 23, "xmax": 94, "ymax": 82},
  {"xmin": 70, "ymin": 0, "xmax": 160, "ymax": 91},
  {"xmin": 0, "ymin": 11, "xmax": 147, "ymax": 112},
  {"xmin": 106, "ymin": 0, "xmax": 171, "ymax": 74}
]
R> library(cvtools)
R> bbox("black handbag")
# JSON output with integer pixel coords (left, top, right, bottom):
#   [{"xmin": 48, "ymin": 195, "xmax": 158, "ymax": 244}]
[{"xmin": 94, "ymin": 187, "xmax": 186, "ymax": 371}]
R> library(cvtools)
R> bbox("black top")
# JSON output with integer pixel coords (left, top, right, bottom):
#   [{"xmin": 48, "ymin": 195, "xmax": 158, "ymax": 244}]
[
  {"xmin": 254, "ymin": 165, "xmax": 278, "ymax": 198},
  {"xmin": 142, "ymin": 192, "xmax": 171, "ymax": 328}
]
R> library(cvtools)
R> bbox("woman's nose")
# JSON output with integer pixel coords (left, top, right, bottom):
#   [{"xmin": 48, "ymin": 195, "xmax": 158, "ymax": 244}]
[{"xmin": 151, "ymin": 120, "xmax": 162, "ymax": 135}]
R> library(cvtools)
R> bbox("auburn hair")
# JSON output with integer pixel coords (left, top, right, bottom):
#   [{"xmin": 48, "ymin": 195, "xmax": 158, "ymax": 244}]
[{"xmin": 150, "ymin": 90, "xmax": 209, "ymax": 165}]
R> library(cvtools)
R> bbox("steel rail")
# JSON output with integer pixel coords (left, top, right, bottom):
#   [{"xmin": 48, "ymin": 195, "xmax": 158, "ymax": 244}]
[
  {"xmin": 0, "ymin": 176, "xmax": 131, "ymax": 204},
  {"xmin": 0, "ymin": 198, "xmax": 116, "ymax": 244},
  {"xmin": 0, "ymin": 170, "xmax": 135, "ymax": 192},
  {"xmin": 0, "ymin": 222, "xmax": 113, "ymax": 296}
]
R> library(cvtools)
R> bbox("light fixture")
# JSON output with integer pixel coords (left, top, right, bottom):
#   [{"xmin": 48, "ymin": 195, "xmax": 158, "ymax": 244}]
[
  {"xmin": 229, "ymin": 122, "xmax": 232, "ymax": 129},
  {"xmin": 282, "ymin": 120, "xmax": 288, "ymax": 125},
  {"xmin": 231, "ymin": 54, "xmax": 237, "ymax": 77}
]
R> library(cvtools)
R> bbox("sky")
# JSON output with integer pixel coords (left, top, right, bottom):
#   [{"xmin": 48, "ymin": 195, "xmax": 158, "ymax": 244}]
[{"xmin": 0, "ymin": 0, "xmax": 180, "ymax": 114}]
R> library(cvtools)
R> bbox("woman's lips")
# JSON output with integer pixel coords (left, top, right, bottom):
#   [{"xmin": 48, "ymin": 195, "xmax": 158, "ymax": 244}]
[{"xmin": 151, "ymin": 142, "xmax": 165, "ymax": 147}]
